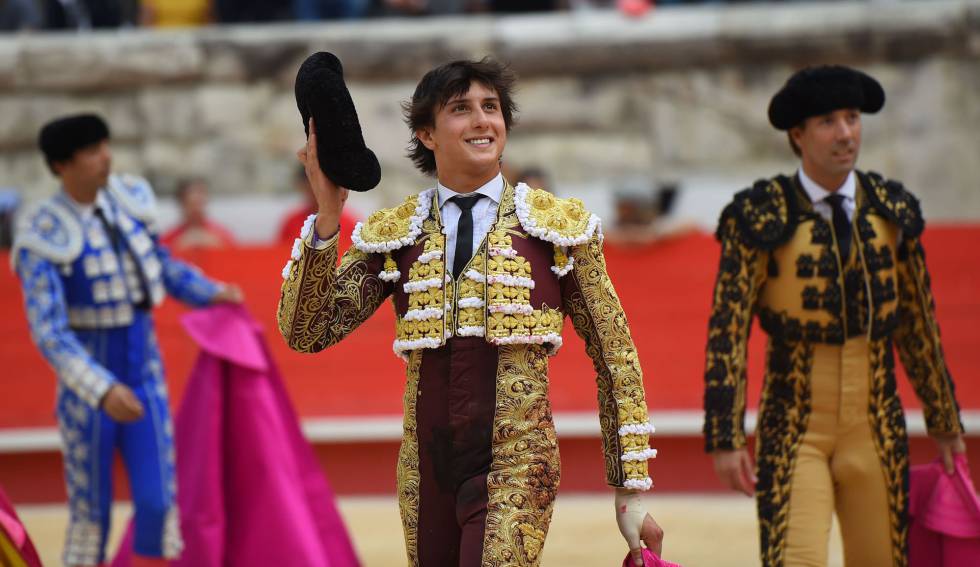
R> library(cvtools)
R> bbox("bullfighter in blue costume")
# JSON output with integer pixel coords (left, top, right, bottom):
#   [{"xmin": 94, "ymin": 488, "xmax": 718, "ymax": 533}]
[{"xmin": 12, "ymin": 114, "xmax": 241, "ymax": 567}]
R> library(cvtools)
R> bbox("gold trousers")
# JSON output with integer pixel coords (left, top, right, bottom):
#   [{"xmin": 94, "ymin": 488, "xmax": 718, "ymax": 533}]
[{"xmin": 783, "ymin": 338, "xmax": 893, "ymax": 566}]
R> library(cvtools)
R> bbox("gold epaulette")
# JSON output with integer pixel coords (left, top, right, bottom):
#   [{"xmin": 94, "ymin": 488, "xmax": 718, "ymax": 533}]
[
  {"xmin": 351, "ymin": 188, "xmax": 436, "ymax": 254},
  {"xmin": 513, "ymin": 183, "xmax": 601, "ymax": 246}
]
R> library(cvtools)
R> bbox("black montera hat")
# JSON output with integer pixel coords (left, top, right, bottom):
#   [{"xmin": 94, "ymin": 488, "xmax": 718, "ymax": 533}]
[
  {"xmin": 294, "ymin": 52, "xmax": 381, "ymax": 192},
  {"xmin": 768, "ymin": 65, "xmax": 885, "ymax": 130},
  {"xmin": 38, "ymin": 113, "xmax": 110, "ymax": 166}
]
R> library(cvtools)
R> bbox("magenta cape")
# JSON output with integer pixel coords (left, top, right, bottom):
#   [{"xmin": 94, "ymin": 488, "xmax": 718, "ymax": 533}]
[
  {"xmin": 621, "ymin": 549, "xmax": 682, "ymax": 567},
  {"xmin": 113, "ymin": 304, "xmax": 359, "ymax": 566},
  {"xmin": 0, "ymin": 484, "xmax": 42, "ymax": 567},
  {"xmin": 909, "ymin": 454, "xmax": 980, "ymax": 566}
]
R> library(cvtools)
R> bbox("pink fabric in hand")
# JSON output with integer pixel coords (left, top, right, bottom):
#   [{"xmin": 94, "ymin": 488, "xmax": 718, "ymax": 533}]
[
  {"xmin": 909, "ymin": 454, "xmax": 980, "ymax": 567},
  {"xmin": 0, "ymin": 484, "xmax": 42, "ymax": 567},
  {"xmin": 622, "ymin": 548, "xmax": 682, "ymax": 567}
]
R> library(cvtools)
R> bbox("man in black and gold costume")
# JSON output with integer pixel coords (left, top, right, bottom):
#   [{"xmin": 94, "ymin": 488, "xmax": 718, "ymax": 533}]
[
  {"xmin": 703, "ymin": 65, "xmax": 966, "ymax": 566},
  {"xmin": 277, "ymin": 58, "xmax": 663, "ymax": 566}
]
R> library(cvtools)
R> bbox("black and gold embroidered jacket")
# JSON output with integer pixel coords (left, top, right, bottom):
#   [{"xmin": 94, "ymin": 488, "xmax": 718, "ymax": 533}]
[{"xmin": 702, "ymin": 170, "xmax": 963, "ymax": 566}]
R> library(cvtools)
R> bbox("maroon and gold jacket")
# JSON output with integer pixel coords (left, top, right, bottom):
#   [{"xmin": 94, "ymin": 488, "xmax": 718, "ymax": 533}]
[{"xmin": 277, "ymin": 181, "xmax": 655, "ymax": 565}]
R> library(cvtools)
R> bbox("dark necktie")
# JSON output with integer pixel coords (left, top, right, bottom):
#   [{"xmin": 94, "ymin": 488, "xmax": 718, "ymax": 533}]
[
  {"xmin": 824, "ymin": 194, "xmax": 851, "ymax": 263},
  {"xmin": 451, "ymin": 194, "xmax": 487, "ymax": 279},
  {"xmin": 94, "ymin": 206, "xmax": 152, "ymax": 310}
]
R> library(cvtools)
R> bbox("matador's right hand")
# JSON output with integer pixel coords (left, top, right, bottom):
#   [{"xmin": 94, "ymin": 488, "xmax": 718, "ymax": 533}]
[
  {"xmin": 100, "ymin": 383, "xmax": 145, "ymax": 423},
  {"xmin": 297, "ymin": 117, "xmax": 349, "ymax": 239},
  {"xmin": 711, "ymin": 448, "xmax": 757, "ymax": 497}
]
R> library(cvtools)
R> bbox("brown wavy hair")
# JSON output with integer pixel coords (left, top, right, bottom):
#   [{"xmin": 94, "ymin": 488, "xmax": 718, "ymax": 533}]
[{"xmin": 403, "ymin": 57, "xmax": 518, "ymax": 176}]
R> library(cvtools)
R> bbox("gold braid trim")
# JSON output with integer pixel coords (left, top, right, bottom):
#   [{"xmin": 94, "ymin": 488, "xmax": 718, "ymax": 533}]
[
  {"xmin": 482, "ymin": 344, "xmax": 560, "ymax": 567},
  {"xmin": 867, "ymin": 339, "xmax": 910, "ymax": 567},
  {"xmin": 562, "ymin": 235, "xmax": 649, "ymax": 487},
  {"xmin": 893, "ymin": 236, "xmax": 963, "ymax": 434},
  {"xmin": 276, "ymin": 233, "xmax": 391, "ymax": 353},
  {"xmin": 397, "ymin": 351, "xmax": 423, "ymax": 566},
  {"xmin": 703, "ymin": 216, "xmax": 768, "ymax": 451},
  {"xmin": 755, "ymin": 340, "xmax": 813, "ymax": 567}
]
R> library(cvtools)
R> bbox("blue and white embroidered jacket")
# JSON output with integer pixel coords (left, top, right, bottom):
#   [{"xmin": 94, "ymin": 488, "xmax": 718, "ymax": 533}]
[{"xmin": 12, "ymin": 174, "xmax": 220, "ymax": 408}]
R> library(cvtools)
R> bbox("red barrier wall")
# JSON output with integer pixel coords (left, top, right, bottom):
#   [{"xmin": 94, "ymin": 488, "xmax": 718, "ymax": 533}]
[
  {"xmin": 3, "ymin": 227, "xmax": 979, "ymax": 428},
  {"xmin": 2, "ymin": 227, "xmax": 979, "ymax": 501}
]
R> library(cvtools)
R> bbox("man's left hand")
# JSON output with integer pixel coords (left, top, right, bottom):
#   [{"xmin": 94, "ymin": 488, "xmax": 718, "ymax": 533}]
[
  {"xmin": 615, "ymin": 488, "xmax": 664, "ymax": 565},
  {"xmin": 932, "ymin": 432, "xmax": 967, "ymax": 474},
  {"xmin": 212, "ymin": 284, "xmax": 244, "ymax": 304}
]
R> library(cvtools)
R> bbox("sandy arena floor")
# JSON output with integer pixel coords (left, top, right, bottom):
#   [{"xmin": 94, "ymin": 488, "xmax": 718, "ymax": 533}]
[{"xmin": 18, "ymin": 494, "xmax": 844, "ymax": 566}]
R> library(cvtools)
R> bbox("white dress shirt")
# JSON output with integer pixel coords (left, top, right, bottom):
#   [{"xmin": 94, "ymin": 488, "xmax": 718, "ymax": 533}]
[
  {"xmin": 62, "ymin": 189, "xmax": 114, "ymax": 225},
  {"xmin": 798, "ymin": 168, "xmax": 857, "ymax": 223},
  {"xmin": 437, "ymin": 173, "xmax": 504, "ymax": 272}
]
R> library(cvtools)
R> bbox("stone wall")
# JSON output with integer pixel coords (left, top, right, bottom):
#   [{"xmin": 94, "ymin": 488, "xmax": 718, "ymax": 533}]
[{"xmin": 1, "ymin": 0, "xmax": 979, "ymax": 220}]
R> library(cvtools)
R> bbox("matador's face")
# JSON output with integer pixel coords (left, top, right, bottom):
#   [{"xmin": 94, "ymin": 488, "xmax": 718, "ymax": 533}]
[
  {"xmin": 792, "ymin": 108, "xmax": 862, "ymax": 180},
  {"xmin": 55, "ymin": 139, "xmax": 112, "ymax": 195},
  {"xmin": 417, "ymin": 80, "xmax": 507, "ymax": 185}
]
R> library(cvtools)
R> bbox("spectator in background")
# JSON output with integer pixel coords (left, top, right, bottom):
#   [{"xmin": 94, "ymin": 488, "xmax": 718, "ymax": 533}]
[
  {"xmin": 605, "ymin": 182, "xmax": 696, "ymax": 246},
  {"xmin": 42, "ymin": 0, "xmax": 134, "ymax": 29},
  {"xmin": 0, "ymin": 0, "xmax": 42, "ymax": 31},
  {"xmin": 517, "ymin": 165, "xmax": 552, "ymax": 193},
  {"xmin": 0, "ymin": 189, "xmax": 20, "ymax": 248},
  {"xmin": 294, "ymin": 0, "xmax": 369, "ymax": 20},
  {"xmin": 487, "ymin": 0, "xmax": 562, "ymax": 12},
  {"xmin": 381, "ymin": 0, "xmax": 471, "ymax": 16},
  {"xmin": 161, "ymin": 178, "xmax": 236, "ymax": 251},
  {"xmin": 212, "ymin": 0, "xmax": 291, "ymax": 23},
  {"xmin": 140, "ymin": 0, "xmax": 210, "ymax": 27},
  {"xmin": 277, "ymin": 165, "xmax": 357, "ymax": 252}
]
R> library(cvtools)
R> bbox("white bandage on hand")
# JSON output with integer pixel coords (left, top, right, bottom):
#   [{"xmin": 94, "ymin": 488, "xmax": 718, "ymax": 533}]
[{"xmin": 615, "ymin": 489, "xmax": 646, "ymax": 551}]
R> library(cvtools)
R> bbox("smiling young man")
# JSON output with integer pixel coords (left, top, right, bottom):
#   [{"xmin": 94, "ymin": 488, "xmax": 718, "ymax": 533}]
[
  {"xmin": 13, "ymin": 113, "xmax": 241, "ymax": 567},
  {"xmin": 702, "ymin": 66, "xmax": 966, "ymax": 566},
  {"xmin": 277, "ymin": 58, "xmax": 663, "ymax": 566}
]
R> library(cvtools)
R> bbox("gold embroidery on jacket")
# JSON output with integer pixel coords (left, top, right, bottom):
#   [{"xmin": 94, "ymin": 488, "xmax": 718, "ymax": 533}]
[
  {"xmin": 483, "ymin": 344, "xmax": 560, "ymax": 567},
  {"xmin": 703, "ymin": 217, "xmax": 768, "ymax": 451},
  {"xmin": 867, "ymin": 339, "xmax": 910, "ymax": 567},
  {"xmin": 277, "ymin": 237, "xmax": 389, "ymax": 353},
  {"xmin": 562, "ymin": 236, "xmax": 650, "ymax": 487},
  {"xmin": 894, "ymin": 237, "xmax": 963, "ymax": 434},
  {"xmin": 397, "ymin": 351, "xmax": 423, "ymax": 566},
  {"xmin": 397, "ymin": 234, "xmax": 448, "ymax": 347},
  {"xmin": 754, "ymin": 340, "xmax": 813, "ymax": 567}
]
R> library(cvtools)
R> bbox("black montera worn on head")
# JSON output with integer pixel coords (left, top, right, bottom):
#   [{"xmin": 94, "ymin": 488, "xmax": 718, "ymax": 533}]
[
  {"xmin": 768, "ymin": 65, "xmax": 885, "ymax": 130},
  {"xmin": 294, "ymin": 51, "xmax": 381, "ymax": 192},
  {"xmin": 38, "ymin": 113, "xmax": 110, "ymax": 170}
]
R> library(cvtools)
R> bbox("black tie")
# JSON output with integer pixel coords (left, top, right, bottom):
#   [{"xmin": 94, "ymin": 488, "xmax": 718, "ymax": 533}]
[
  {"xmin": 825, "ymin": 194, "xmax": 851, "ymax": 263},
  {"xmin": 94, "ymin": 206, "xmax": 152, "ymax": 310},
  {"xmin": 451, "ymin": 194, "xmax": 486, "ymax": 279}
]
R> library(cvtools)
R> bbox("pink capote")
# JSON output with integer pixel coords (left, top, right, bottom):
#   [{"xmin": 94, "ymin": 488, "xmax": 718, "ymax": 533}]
[
  {"xmin": 621, "ymin": 549, "xmax": 682, "ymax": 567},
  {"xmin": 909, "ymin": 454, "xmax": 980, "ymax": 566},
  {"xmin": 113, "ymin": 304, "xmax": 360, "ymax": 567},
  {"xmin": 0, "ymin": 484, "xmax": 42, "ymax": 567}
]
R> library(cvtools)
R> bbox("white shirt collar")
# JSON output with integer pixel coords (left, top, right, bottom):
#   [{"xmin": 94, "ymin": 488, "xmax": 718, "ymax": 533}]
[
  {"xmin": 798, "ymin": 167, "xmax": 856, "ymax": 205},
  {"xmin": 437, "ymin": 173, "xmax": 504, "ymax": 208},
  {"xmin": 61, "ymin": 188, "xmax": 110, "ymax": 219}
]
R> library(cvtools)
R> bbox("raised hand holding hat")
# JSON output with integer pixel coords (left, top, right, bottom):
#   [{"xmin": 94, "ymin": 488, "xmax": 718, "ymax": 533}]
[{"xmin": 294, "ymin": 51, "xmax": 381, "ymax": 192}]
